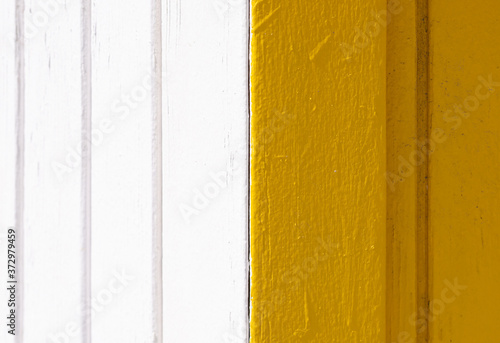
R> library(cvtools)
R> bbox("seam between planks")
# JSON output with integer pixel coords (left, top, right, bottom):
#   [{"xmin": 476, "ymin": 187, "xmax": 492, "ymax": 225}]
[
  {"xmin": 81, "ymin": 0, "xmax": 92, "ymax": 341},
  {"xmin": 386, "ymin": 4, "xmax": 392, "ymax": 341},
  {"xmin": 151, "ymin": 0, "xmax": 163, "ymax": 340},
  {"xmin": 416, "ymin": 0, "xmax": 430, "ymax": 342},
  {"xmin": 247, "ymin": 0, "xmax": 252, "ymax": 341}
]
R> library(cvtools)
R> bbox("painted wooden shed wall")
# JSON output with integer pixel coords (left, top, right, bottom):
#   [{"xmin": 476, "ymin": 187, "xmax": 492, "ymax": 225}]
[{"xmin": 1, "ymin": 0, "xmax": 500, "ymax": 342}]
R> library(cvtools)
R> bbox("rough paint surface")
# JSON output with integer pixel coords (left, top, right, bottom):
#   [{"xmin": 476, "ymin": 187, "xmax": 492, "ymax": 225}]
[{"xmin": 250, "ymin": 0, "xmax": 387, "ymax": 341}]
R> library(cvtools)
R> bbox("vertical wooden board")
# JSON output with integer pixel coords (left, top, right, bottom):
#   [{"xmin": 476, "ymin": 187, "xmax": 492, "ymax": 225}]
[
  {"xmin": 386, "ymin": 0, "xmax": 419, "ymax": 341},
  {"xmin": 162, "ymin": 0, "xmax": 249, "ymax": 342},
  {"xmin": 23, "ymin": 0, "xmax": 88, "ymax": 341},
  {"xmin": 91, "ymin": 0, "xmax": 161, "ymax": 341},
  {"xmin": 0, "ymin": 0, "xmax": 17, "ymax": 342},
  {"xmin": 429, "ymin": 1, "xmax": 500, "ymax": 341},
  {"xmin": 250, "ymin": 0, "xmax": 387, "ymax": 341}
]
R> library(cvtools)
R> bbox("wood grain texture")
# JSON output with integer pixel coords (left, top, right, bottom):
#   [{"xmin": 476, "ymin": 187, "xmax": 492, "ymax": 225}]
[
  {"xmin": 429, "ymin": 1, "xmax": 500, "ymax": 341},
  {"xmin": 250, "ymin": 0, "xmax": 387, "ymax": 341}
]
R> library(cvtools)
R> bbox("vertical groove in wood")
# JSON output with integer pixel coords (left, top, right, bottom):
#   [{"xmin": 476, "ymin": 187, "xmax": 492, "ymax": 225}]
[
  {"xmin": 416, "ymin": 0, "xmax": 430, "ymax": 342},
  {"xmin": 151, "ymin": 0, "xmax": 163, "ymax": 340},
  {"xmin": 14, "ymin": 0, "xmax": 25, "ymax": 341},
  {"xmin": 81, "ymin": 0, "xmax": 92, "ymax": 341},
  {"xmin": 247, "ymin": 0, "xmax": 252, "ymax": 340}
]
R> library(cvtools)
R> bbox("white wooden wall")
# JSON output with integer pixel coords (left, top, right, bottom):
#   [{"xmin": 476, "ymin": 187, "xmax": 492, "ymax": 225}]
[{"xmin": 0, "ymin": 0, "xmax": 249, "ymax": 342}]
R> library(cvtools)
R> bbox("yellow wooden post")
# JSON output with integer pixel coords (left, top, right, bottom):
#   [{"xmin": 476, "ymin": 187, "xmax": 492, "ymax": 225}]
[{"xmin": 250, "ymin": 0, "xmax": 388, "ymax": 341}]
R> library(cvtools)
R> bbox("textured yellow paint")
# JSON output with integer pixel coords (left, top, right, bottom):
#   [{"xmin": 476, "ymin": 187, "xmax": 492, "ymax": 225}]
[
  {"xmin": 250, "ymin": 0, "xmax": 387, "ymax": 341},
  {"xmin": 429, "ymin": 1, "xmax": 500, "ymax": 342}
]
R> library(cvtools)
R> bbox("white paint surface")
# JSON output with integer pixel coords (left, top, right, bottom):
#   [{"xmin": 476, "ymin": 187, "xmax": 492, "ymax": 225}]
[
  {"xmin": 162, "ymin": 0, "xmax": 249, "ymax": 342},
  {"xmin": 1, "ymin": 0, "xmax": 249, "ymax": 341},
  {"xmin": 22, "ymin": 0, "xmax": 87, "ymax": 341},
  {"xmin": 91, "ymin": 0, "xmax": 162, "ymax": 341},
  {"xmin": 1, "ymin": 0, "xmax": 17, "ymax": 342}
]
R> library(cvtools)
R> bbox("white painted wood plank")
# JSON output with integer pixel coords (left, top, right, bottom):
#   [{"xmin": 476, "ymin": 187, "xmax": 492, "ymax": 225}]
[
  {"xmin": 163, "ymin": 0, "xmax": 249, "ymax": 342},
  {"xmin": 91, "ymin": 0, "xmax": 161, "ymax": 341},
  {"xmin": 22, "ymin": 0, "xmax": 88, "ymax": 341},
  {"xmin": 0, "ymin": 0, "xmax": 18, "ymax": 342}
]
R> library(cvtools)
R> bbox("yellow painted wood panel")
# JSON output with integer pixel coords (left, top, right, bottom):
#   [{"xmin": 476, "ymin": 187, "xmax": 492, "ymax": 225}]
[
  {"xmin": 429, "ymin": 1, "xmax": 500, "ymax": 342},
  {"xmin": 251, "ymin": 0, "xmax": 500, "ymax": 342},
  {"xmin": 250, "ymin": 0, "xmax": 387, "ymax": 341}
]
